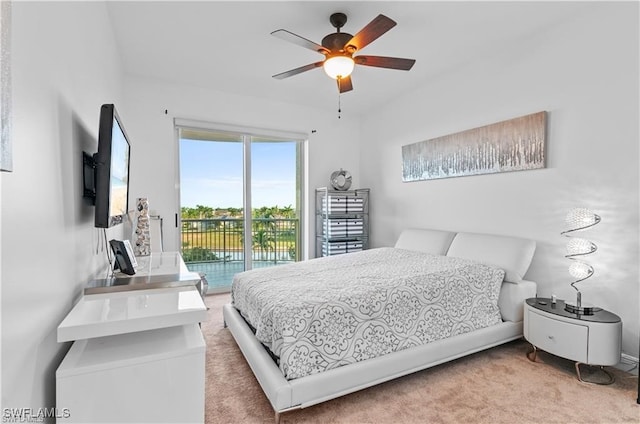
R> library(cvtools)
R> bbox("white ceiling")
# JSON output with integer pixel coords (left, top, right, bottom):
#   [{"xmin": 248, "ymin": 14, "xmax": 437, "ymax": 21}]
[{"xmin": 105, "ymin": 1, "xmax": 585, "ymax": 116}]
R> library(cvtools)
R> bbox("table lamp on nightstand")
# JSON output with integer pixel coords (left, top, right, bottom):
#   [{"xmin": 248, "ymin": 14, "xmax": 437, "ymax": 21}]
[{"xmin": 561, "ymin": 208, "xmax": 602, "ymax": 315}]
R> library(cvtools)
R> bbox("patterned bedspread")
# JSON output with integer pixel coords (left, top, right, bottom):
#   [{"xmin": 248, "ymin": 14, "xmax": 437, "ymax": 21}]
[{"xmin": 231, "ymin": 247, "xmax": 505, "ymax": 380}]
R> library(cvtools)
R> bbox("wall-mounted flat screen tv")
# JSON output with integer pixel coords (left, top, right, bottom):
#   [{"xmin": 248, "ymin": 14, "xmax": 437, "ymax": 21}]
[{"xmin": 94, "ymin": 104, "xmax": 131, "ymax": 228}]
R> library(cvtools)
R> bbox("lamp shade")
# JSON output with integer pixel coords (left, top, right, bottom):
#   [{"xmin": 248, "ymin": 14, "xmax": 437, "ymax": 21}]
[
  {"xmin": 565, "ymin": 208, "xmax": 601, "ymax": 232},
  {"xmin": 569, "ymin": 261, "xmax": 594, "ymax": 280},
  {"xmin": 566, "ymin": 237, "xmax": 597, "ymax": 256},
  {"xmin": 323, "ymin": 56, "xmax": 355, "ymax": 79}
]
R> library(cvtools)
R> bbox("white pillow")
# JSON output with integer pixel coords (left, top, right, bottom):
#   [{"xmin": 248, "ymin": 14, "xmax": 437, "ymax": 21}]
[
  {"xmin": 446, "ymin": 232, "xmax": 536, "ymax": 283},
  {"xmin": 394, "ymin": 228, "xmax": 457, "ymax": 256}
]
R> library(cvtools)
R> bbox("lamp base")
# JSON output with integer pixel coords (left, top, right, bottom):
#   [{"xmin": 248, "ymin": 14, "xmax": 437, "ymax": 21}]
[{"xmin": 564, "ymin": 301, "xmax": 602, "ymax": 315}]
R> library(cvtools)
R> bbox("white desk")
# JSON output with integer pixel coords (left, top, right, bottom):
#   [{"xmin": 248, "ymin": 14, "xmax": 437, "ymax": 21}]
[
  {"xmin": 57, "ymin": 286, "xmax": 207, "ymax": 342},
  {"xmin": 56, "ymin": 252, "xmax": 207, "ymax": 423},
  {"xmin": 85, "ymin": 251, "xmax": 204, "ymax": 295}
]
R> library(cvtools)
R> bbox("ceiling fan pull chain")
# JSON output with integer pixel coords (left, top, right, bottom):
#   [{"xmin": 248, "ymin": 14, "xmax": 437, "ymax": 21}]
[{"xmin": 337, "ymin": 78, "xmax": 342, "ymax": 119}]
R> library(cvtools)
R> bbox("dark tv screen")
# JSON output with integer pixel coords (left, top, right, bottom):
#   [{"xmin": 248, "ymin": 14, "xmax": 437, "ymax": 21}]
[{"xmin": 94, "ymin": 104, "xmax": 131, "ymax": 228}]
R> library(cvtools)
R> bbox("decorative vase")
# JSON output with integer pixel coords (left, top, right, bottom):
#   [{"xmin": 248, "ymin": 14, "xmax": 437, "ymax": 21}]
[{"xmin": 133, "ymin": 197, "xmax": 151, "ymax": 256}]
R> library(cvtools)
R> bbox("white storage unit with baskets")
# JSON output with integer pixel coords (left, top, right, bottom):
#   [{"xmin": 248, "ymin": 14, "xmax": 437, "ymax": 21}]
[{"xmin": 316, "ymin": 188, "xmax": 369, "ymax": 257}]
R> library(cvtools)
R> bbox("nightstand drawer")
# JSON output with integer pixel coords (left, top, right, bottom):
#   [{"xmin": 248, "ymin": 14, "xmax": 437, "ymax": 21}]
[{"xmin": 527, "ymin": 310, "xmax": 588, "ymax": 363}]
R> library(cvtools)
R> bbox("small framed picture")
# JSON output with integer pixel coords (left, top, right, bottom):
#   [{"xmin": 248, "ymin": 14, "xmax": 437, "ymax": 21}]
[
  {"xmin": 109, "ymin": 239, "xmax": 137, "ymax": 275},
  {"xmin": 122, "ymin": 239, "xmax": 138, "ymax": 267}
]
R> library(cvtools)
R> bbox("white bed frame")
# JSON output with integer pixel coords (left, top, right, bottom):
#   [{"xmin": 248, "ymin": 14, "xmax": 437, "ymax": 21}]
[{"xmin": 223, "ymin": 229, "xmax": 538, "ymax": 423}]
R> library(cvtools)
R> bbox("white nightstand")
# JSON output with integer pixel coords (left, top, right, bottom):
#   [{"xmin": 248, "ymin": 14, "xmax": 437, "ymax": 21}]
[{"xmin": 523, "ymin": 297, "xmax": 622, "ymax": 384}]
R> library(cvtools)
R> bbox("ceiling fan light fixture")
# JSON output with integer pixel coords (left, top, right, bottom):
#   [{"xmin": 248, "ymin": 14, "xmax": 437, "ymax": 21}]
[
  {"xmin": 323, "ymin": 55, "xmax": 355, "ymax": 79},
  {"xmin": 271, "ymin": 13, "xmax": 414, "ymax": 94}
]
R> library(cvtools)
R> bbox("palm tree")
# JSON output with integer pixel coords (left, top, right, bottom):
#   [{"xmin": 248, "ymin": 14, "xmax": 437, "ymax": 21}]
[
  {"xmin": 226, "ymin": 207, "xmax": 242, "ymax": 218},
  {"xmin": 195, "ymin": 204, "xmax": 214, "ymax": 218},
  {"xmin": 252, "ymin": 229, "xmax": 275, "ymax": 261},
  {"xmin": 181, "ymin": 206, "xmax": 200, "ymax": 219},
  {"xmin": 280, "ymin": 205, "xmax": 295, "ymax": 219}
]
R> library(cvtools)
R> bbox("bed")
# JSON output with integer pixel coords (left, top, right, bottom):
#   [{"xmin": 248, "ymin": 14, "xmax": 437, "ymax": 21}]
[{"xmin": 223, "ymin": 228, "xmax": 537, "ymax": 422}]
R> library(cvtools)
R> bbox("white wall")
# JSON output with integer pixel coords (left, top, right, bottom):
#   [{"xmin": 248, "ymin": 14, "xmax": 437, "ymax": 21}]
[
  {"xmin": 122, "ymin": 75, "xmax": 361, "ymax": 258},
  {"xmin": 360, "ymin": 3, "xmax": 639, "ymax": 356},
  {"xmin": 1, "ymin": 2, "xmax": 126, "ymax": 412}
]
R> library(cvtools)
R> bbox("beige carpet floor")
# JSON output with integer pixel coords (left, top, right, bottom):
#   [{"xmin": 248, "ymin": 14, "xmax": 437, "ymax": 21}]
[{"xmin": 203, "ymin": 294, "xmax": 639, "ymax": 424}]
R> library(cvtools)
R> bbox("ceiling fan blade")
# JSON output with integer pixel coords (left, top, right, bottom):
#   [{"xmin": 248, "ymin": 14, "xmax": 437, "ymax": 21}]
[
  {"xmin": 354, "ymin": 55, "xmax": 416, "ymax": 70},
  {"xmin": 337, "ymin": 75, "xmax": 353, "ymax": 93},
  {"xmin": 271, "ymin": 29, "xmax": 329, "ymax": 55},
  {"xmin": 272, "ymin": 61, "xmax": 324, "ymax": 79},
  {"xmin": 345, "ymin": 14, "xmax": 396, "ymax": 52}
]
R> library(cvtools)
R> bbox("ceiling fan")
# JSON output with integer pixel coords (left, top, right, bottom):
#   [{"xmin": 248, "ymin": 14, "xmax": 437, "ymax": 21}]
[{"xmin": 271, "ymin": 12, "xmax": 416, "ymax": 94}]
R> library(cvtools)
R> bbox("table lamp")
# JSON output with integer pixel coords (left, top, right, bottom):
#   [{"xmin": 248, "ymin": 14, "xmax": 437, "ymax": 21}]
[{"xmin": 561, "ymin": 208, "xmax": 602, "ymax": 315}]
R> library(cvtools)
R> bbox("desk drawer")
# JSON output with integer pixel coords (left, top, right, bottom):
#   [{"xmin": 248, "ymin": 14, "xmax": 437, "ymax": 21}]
[{"xmin": 527, "ymin": 310, "xmax": 588, "ymax": 363}]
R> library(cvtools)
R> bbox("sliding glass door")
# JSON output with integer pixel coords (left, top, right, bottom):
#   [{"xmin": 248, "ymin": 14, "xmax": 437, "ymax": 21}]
[{"xmin": 177, "ymin": 125, "xmax": 304, "ymax": 293}]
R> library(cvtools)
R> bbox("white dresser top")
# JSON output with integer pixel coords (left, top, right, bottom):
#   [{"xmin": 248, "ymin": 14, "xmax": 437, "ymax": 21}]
[
  {"xmin": 57, "ymin": 286, "xmax": 207, "ymax": 342},
  {"xmin": 85, "ymin": 251, "xmax": 201, "ymax": 295}
]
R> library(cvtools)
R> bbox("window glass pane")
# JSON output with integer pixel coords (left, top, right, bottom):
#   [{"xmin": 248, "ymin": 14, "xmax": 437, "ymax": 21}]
[
  {"xmin": 179, "ymin": 137, "xmax": 244, "ymax": 292},
  {"xmin": 251, "ymin": 139, "xmax": 299, "ymax": 265}
]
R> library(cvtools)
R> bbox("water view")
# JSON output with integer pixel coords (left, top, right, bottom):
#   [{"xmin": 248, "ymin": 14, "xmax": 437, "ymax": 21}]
[{"xmin": 180, "ymin": 205, "xmax": 299, "ymax": 293}]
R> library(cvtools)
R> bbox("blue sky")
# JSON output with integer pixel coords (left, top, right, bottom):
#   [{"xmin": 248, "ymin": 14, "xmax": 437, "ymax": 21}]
[{"xmin": 179, "ymin": 139, "xmax": 297, "ymax": 209}]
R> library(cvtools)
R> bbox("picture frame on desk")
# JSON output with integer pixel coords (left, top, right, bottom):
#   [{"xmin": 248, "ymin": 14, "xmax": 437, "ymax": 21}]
[
  {"xmin": 109, "ymin": 239, "xmax": 137, "ymax": 275},
  {"xmin": 122, "ymin": 239, "xmax": 138, "ymax": 267}
]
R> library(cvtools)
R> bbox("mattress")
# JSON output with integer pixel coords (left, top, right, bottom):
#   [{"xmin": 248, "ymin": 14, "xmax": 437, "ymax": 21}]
[{"xmin": 231, "ymin": 247, "xmax": 506, "ymax": 380}]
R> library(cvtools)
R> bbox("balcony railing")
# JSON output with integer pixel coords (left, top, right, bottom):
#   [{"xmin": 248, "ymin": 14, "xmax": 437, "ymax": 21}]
[{"xmin": 180, "ymin": 218, "xmax": 299, "ymax": 265}]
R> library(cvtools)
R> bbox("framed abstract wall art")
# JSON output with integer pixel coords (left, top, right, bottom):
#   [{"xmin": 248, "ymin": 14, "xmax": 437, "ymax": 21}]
[{"xmin": 402, "ymin": 111, "xmax": 546, "ymax": 182}]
